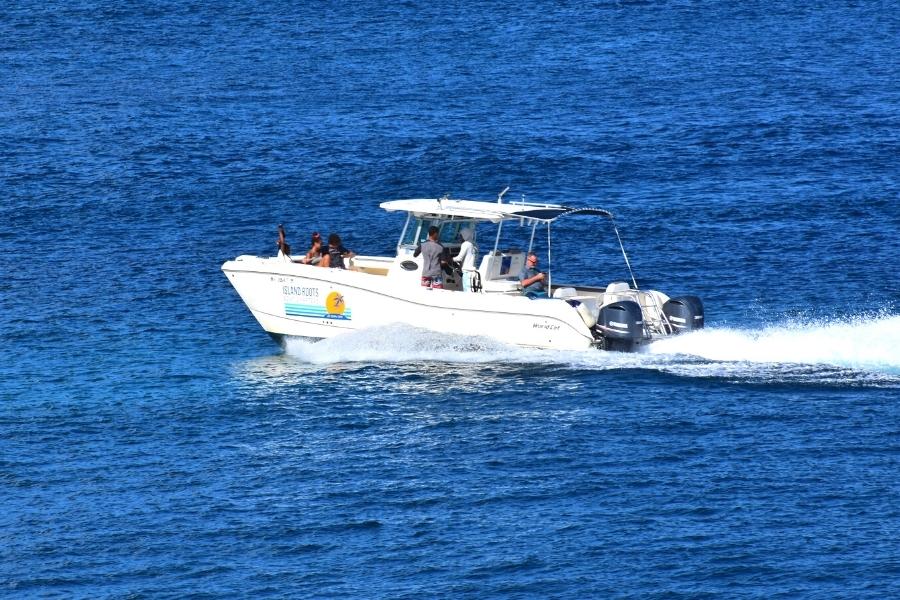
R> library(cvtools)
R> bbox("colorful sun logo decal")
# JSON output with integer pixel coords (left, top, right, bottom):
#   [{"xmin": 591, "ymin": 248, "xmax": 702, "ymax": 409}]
[{"xmin": 325, "ymin": 291, "xmax": 346, "ymax": 316}]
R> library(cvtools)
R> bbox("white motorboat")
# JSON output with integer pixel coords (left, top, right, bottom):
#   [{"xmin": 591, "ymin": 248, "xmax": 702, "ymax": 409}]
[{"xmin": 222, "ymin": 191, "xmax": 704, "ymax": 352}]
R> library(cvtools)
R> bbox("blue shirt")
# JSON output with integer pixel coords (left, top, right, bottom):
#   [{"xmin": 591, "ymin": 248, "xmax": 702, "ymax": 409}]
[{"xmin": 520, "ymin": 265, "xmax": 545, "ymax": 292}]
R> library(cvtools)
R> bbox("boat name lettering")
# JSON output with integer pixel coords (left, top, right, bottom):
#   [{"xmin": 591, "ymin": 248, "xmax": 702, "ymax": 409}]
[
  {"xmin": 282, "ymin": 286, "xmax": 320, "ymax": 298},
  {"xmin": 532, "ymin": 323, "xmax": 560, "ymax": 331}
]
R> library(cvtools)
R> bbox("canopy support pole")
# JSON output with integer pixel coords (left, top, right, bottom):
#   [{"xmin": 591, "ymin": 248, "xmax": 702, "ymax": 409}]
[
  {"xmin": 397, "ymin": 213, "xmax": 411, "ymax": 254},
  {"xmin": 546, "ymin": 221, "xmax": 552, "ymax": 294}
]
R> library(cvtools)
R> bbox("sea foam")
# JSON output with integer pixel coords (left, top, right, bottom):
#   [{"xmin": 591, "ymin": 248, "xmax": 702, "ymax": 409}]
[
  {"xmin": 282, "ymin": 315, "xmax": 900, "ymax": 386},
  {"xmin": 648, "ymin": 314, "xmax": 900, "ymax": 374}
]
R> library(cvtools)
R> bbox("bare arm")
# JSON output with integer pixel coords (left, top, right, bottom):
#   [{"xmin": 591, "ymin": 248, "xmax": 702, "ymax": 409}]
[{"xmin": 521, "ymin": 272, "xmax": 545, "ymax": 287}]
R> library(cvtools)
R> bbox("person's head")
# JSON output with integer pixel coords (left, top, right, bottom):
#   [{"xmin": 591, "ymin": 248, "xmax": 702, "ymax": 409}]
[
  {"xmin": 311, "ymin": 231, "xmax": 321, "ymax": 244},
  {"xmin": 328, "ymin": 233, "xmax": 341, "ymax": 247},
  {"xmin": 527, "ymin": 252, "xmax": 539, "ymax": 267},
  {"xmin": 428, "ymin": 225, "xmax": 439, "ymax": 240},
  {"xmin": 460, "ymin": 227, "xmax": 473, "ymax": 242}
]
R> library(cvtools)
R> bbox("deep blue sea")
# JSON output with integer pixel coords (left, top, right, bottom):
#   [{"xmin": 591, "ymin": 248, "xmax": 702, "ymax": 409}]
[{"xmin": 3, "ymin": 1, "xmax": 900, "ymax": 597}]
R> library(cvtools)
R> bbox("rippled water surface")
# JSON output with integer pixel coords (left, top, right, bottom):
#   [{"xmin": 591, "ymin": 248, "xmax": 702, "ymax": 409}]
[{"xmin": 2, "ymin": 1, "xmax": 900, "ymax": 597}]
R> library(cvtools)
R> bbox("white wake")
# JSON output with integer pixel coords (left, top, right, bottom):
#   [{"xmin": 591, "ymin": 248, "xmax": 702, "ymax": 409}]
[
  {"xmin": 647, "ymin": 314, "xmax": 900, "ymax": 374},
  {"xmin": 281, "ymin": 315, "xmax": 900, "ymax": 386}
]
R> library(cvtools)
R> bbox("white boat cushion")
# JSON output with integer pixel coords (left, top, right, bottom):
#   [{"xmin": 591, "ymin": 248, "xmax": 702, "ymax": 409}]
[
  {"xmin": 603, "ymin": 281, "xmax": 632, "ymax": 306},
  {"xmin": 552, "ymin": 287, "xmax": 577, "ymax": 299}
]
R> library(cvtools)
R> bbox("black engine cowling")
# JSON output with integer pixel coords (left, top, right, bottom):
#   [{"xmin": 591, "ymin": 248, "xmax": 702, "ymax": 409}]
[
  {"xmin": 662, "ymin": 296, "xmax": 704, "ymax": 333},
  {"xmin": 597, "ymin": 300, "xmax": 645, "ymax": 352}
]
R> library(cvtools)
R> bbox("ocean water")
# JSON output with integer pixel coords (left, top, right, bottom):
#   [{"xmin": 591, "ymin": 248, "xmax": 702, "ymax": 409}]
[{"xmin": 2, "ymin": 1, "xmax": 899, "ymax": 597}]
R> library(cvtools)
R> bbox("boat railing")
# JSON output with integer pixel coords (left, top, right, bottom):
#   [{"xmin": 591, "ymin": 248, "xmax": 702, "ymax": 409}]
[
  {"xmin": 635, "ymin": 290, "xmax": 673, "ymax": 336},
  {"xmin": 600, "ymin": 285, "xmax": 672, "ymax": 337}
]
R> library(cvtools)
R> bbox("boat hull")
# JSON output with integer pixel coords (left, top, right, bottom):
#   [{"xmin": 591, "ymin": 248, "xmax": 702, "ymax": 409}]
[{"xmin": 222, "ymin": 257, "xmax": 597, "ymax": 351}]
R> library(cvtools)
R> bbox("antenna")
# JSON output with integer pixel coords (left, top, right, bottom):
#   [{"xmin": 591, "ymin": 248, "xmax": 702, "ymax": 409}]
[
  {"xmin": 611, "ymin": 219, "xmax": 639, "ymax": 289},
  {"xmin": 497, "ymin": 186, "xmax": 510, "ymax": 204}
]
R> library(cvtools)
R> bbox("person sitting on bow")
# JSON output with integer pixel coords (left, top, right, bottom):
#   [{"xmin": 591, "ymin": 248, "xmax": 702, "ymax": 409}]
[
  {"xmin": 319, "ymin": 233, "xmax": 355, "ymax": 269},
  {"xmin": 299, "ymin": 231, "xmax": 323, "ymax": 265}
]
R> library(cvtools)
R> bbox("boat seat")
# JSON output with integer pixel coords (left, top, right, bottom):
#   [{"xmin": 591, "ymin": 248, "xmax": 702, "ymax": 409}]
[
  {"xmin": 478, "ymin": 250, "xmax": 526, "ymax": 294},
  {"xmin": 550, "ymin": 287, "xmax": 600, "ymax": 326},
  {"xmin": 572, "ymin": 296, "xmax": 599, "ymax": 328},
  {"xmin": 481, "ymin": 279, "xmax": 522, "ymax": 293},
  {"xmin": 603, "ymin": 281, "xmax": 632, "ymax": 305},
  {"xmin": 552, "ymin": 287, "xmax": 577, "ymax": 299}
]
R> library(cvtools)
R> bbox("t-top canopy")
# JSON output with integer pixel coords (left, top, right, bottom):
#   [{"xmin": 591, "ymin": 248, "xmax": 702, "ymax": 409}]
[{"xmin": 379, "ymin": 198, "xmax": 613, "ymax": 223}]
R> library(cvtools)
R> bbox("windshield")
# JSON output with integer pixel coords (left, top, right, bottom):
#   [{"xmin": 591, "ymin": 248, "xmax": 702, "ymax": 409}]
[
  {"xmin": 400, "ymin": 218, "xmax": 475, "ymax": 247},
  {"xmin": 438, "ymin": 221, "xmax": 461, "ymax": 245}
]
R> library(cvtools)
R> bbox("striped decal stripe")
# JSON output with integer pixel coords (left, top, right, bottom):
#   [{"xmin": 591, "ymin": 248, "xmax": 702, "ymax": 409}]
[{"xmin": 284, "ymin": 303, "xmax": 352, "ymax": 320}]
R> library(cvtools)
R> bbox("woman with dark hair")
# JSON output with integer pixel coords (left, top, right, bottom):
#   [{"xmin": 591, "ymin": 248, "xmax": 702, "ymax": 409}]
[
  {"xmin": 319, "ymin": 233, "xmax": 354, "ymax": 269},
  {"xmin": 299, "ymin": 232, "xmax": 323, "ymax": 265}
]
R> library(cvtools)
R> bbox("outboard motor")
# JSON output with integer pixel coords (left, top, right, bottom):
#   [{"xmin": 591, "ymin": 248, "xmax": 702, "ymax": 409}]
[
  {"xmin": 662, "ymin": 296, "xmax": 704, "ymax": 333},
  {"xmin": 597, "ymin": 300, "xmax": 645, "ymax": 352}
]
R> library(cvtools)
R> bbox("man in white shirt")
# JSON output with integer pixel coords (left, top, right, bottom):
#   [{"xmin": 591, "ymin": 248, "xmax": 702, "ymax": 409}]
[{"xmin": 453, "ymin": 227, "xmax": 478, "ymax": 292}]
